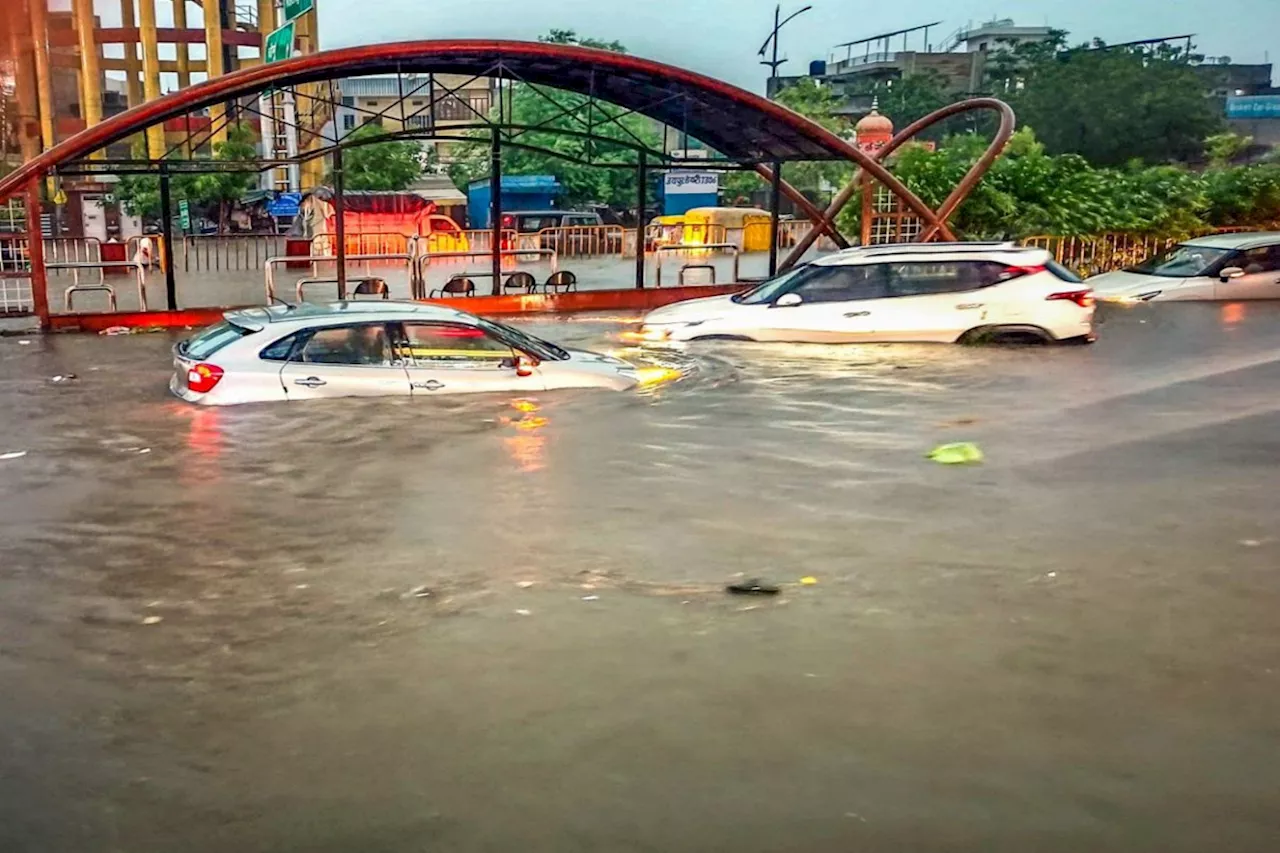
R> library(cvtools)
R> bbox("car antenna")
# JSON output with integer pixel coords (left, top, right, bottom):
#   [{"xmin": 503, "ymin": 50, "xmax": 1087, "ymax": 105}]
[{"xmin": 267, "ymin": 293, "xmax": 296, "ymax": 311}]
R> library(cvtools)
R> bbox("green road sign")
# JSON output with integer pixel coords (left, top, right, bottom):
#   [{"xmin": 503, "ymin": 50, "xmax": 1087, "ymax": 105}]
[
  {"xmin": 283, "ymin": 0, "xmax": 314, "ymax": 22},
  {"xmin": 264, "ymin": 21, "xmax": 296, "ymax": 64},
  {"xmin": 178, "ymin": 199, "xmax": 191, "ymax": 231}
]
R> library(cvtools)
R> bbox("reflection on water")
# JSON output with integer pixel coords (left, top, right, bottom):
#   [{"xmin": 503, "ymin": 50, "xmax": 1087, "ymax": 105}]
[{"xmin": 3, "ymin": 303, "xmax": 1280, "ymax": 851}]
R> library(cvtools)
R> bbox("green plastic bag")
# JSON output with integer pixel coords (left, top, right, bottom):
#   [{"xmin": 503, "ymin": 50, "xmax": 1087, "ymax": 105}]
[{"xmin": 927, "ymin": 442, "xmax": 984, "ymax": 465}]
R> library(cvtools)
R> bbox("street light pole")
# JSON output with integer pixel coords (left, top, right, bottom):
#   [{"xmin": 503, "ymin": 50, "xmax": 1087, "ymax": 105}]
[{"xmin": 758, "ymin": 3, "xmax": 813, "ymax": 97}]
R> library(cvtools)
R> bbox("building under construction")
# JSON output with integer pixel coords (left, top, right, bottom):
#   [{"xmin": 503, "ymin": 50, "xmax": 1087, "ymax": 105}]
[{"xmin": 1, "ymin": 0, "xmax": 323, "ymax": 239}]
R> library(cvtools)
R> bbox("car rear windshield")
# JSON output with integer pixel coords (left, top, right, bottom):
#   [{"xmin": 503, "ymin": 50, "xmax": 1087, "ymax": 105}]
[
  {"xmin": 180, "ymin": 320, "xmax": 254, "ymax": 360},
  {"xmin": 1129, "ymin": 244, "xmax": 1232, "ymax": 278}
]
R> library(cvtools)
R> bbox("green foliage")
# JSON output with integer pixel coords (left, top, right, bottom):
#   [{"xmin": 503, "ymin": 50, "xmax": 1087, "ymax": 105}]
[
  {"xmin": 1204, "ymin": 132, "xmax": 1253, "ymax": 167},
  {"xmin": 448, "ymin": 31, "xmax": 661, "ymax": 208},
  {"xmin": 115, "ymin": 124, "xmax": 256, "ymax": 228},
  {"xmin": 988, "ymin": 35, "xmax": 1225, "ymax": 165},
  {"xmin": 837, "ymin": 127, "xmax": 1279, "ymax": 239},
  {"xmin": 772, "ymin": 79, "xmax": 853, "ymax": 195},
  {"xmin": 335, "ymin": 123, "xmax": 425, "ymax": 191}
]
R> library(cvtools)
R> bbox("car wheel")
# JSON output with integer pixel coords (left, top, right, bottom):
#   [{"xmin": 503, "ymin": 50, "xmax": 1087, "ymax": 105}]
[{"xmin": 958, "ymin": 325, "xmax": 1054, "ymax": 346}]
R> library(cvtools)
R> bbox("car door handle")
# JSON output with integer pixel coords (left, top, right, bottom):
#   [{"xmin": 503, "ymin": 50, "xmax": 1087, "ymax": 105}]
[
  {"xmin": 843, "ymin": 311, "xmax": 870, "ymax": 318},
  {"xmin": 293, "ymin": 376, "xmax": 326, "ymax": 388},
  {"xmin": 956, "ymin": 303, "xmax": 985, "ymax": 310}
]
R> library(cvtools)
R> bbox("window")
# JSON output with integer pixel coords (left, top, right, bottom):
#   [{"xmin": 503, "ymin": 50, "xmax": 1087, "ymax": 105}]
[
  {"xmin": 884, "ymin": 262, "xmax": 1002, "ymax": 297},
  {"xmin": 411, "ymin": 100, "xmax": 424, "ymax": 107},
  {"xmin": 366, "ymin": 100, "xmax": 378, "ymax": 107},
  {"xmin": 181, "ymin": 321, "xmax": 254, "ymax": 360},
  {"xmin": 789, "ymin": 265, "xmax": 888, "ymax": 303},
  {"xmin": 341, "ymin": 114, "xmax": 355, "ymax": 131},
  {"xmin": 404, "ymin": 115, "xmax": 427, "ymax": 129},
  {"xmin": 362, "ymin": 115, "xmax": 382, "ymax": 127},
  {"xmin": 259, "ymin": 331, "xmax": 305, "ymax": 361},
  {"xmin": 398, "ymin": 323, "xmax": 513, "ymax": 367},
  {"xmin": 517, "ymin": 216, "xmax": 558, "ymax": 233},
  {"xmin": 340, "ymin": 96, "xmax": 354, "ymax": 107},
  {"xmin": 297, "ymin": 325, "xmax": 394, "ymax": 366},
  {"xmin": 1131, "ymin": 244, "xmax": 1233, "ymax": 278},
  {"xmin": 1236, "ymin": 245, "xmax": 1280, "ymax": 274}
]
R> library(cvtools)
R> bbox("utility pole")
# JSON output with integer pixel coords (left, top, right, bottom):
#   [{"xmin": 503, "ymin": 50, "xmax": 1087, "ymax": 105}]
[{"xmin": 758, "ymin": 3, "xmax": 813, "ymax": 97}]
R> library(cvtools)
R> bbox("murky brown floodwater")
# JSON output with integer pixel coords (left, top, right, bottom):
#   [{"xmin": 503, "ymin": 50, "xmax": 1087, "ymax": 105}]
[{"xmin": 2, "ymin": 301, "xmax": 1279, "ymax": 852}]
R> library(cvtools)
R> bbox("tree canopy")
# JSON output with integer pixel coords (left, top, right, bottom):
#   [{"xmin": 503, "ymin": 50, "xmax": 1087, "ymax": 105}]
[{"xmin": 334, "ymin": 123, "xmax": 425, "ymax": 191}]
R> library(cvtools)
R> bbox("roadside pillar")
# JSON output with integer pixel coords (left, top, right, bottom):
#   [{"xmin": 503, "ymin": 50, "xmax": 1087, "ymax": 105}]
[
  {"xmin": 137, "ymin": 0, "xmax": 166, "ymax": 158},
  {"xmin": 28, "ymin": 0, "xmax": 56, "ymax": 153},
  {"xmin": 634, "ymin": 151, "xmax": 647, "ymax": 289},
  {"xmin": 489, "ymin": 128, "xmax": 502, "ymax": 296},
  {"xmin": 768, "ymin": 160, "xmax": 783, "ymax": 277},
  {"xmin": 118, "ymin": 0, "xmax": 143, "ymax": 108},
  {"xmin": 9, "ymin": 3, "xmax": 41, "ymax": 163},
  {"xmin": 72, "ymin": 0, "xmax": 103, "ymax": 134},
  {"xmin": 332, "ymin": 145, "xmax": 347, "ymax": 299},
  {"xmin": 159, "ymin": 163, "xmax": 177, "ymax": 310},
  {"xmin": 26, "ymin": 180, "xmax": 49, "ymax": 331},
  {"xmin": 204, "ymin": 0, "xmax": 227, "ymax": 146},
  {"xmin": 172, "ymin": 0, "xmax": 191, "ymax": 89}
]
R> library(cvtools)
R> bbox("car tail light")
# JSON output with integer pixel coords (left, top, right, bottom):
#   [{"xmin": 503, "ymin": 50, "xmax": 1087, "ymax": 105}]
[
  {"xmin": 1047, "ymin": 289, "xmax": 1095, "ymax": 308},
  {"xmin": 186, "ymin": 362, "xmax": 225, "ymax": 393},
  {"xmin": 1001, "ymin": 264, "xmax": 1046, "ymax": 280},
  {"xmin": 501, "ymin": 215, "xmax": 515, "ymax": 228}
]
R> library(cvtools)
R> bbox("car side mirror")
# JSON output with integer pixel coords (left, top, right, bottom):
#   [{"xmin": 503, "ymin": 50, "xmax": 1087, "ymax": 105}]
[
  {"xmin": 773, "ymin": 292, "xmax": 803, "ymax": 308},
  {"xmin": 510, "ymin": 353, "xmax": 540, "ymax": 377},
  {"xmin": 1219, "ymin": 266, "xmax": 1245, "ymax": 282}
]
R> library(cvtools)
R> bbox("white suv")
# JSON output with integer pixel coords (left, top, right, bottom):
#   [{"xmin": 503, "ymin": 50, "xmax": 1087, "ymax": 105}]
[{"xmin": 638, "ymin": 243, "xmax": 1096, "ymax": 345}]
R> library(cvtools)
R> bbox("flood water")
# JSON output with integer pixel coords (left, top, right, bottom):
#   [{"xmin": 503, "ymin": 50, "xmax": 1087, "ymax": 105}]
[{"xmin": 2, "ymin": 301, "xmax": 1280, "ymax": 852}]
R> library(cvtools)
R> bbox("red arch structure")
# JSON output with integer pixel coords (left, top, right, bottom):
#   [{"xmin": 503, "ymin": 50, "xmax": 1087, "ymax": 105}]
[{"xmin": 0, "ymin": 40, "xmax": 1014, "ymax": 328}]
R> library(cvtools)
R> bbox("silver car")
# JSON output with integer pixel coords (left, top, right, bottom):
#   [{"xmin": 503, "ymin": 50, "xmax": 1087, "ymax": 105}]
[
  {"xmin": 1090, "ymin": 232, "xmax": 1280, "ymax": 302},
  {"xmin": 171, "ymin": 302, "xmax": 653, "ymax": 405}
]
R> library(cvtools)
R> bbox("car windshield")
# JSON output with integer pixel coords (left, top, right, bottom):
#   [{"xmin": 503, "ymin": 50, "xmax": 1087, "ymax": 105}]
[
  {"xmin": 732, "ymin": 264, "xmax": 816, "ymax": 305},
  {"xmin": 178, "ymin": 320, "xmax": 253, "ymax": 359},
  {"xmin": 477, "ymin": 318, "xmax": 570, "ymax": 361},
  {"xmin": 1129, "ymin": 244, "xmax": 1232, "ymax": 278}
]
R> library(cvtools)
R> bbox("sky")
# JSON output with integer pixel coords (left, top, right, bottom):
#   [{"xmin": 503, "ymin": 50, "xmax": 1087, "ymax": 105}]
[
  {"xmin": 316, "ymin": 0, "xmax": 1280, "ymax": 93},
  {"xmin": 80, "ymin": 0, "xmax": 1278, "ymax": 94}
]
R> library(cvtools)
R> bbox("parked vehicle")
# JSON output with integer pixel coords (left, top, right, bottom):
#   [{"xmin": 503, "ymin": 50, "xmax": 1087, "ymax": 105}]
[
  {"xmin": 636, "ymin": 242, "xmax": 1096, "ymax": 345},
  {"xmin": 680, "ymin": 207, "xmax": 774, "ymax": 251},
  {"xmin": 1089, "ymin": 232, "xmax": 1280, "ymax": 302},
  {"xmin": 500, "ymin": 210, "xmax": 623, "ymax": 254},
  {"xmin": 171, "ymin": 302, "xmax": 654, "ymax": 405}
]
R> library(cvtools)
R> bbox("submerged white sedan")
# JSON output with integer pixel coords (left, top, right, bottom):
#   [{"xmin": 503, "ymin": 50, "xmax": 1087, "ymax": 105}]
[
  {"xmin": 1089, "ymin": 232, "xmax": 1280, "ymax": 302},
  {"xmin": 172, "ymin": 302, "xmax": 654, "ymax": 405}
]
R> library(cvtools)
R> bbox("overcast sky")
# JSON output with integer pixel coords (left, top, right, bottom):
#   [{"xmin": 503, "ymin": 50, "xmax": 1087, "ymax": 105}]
[
  {"xmin": 317, "ymin": 0, "xmax": 1279, "ymax": 92},
  {"xmin": 81, "ymin": 0, "xmax": 1277, "ymax": 93}
]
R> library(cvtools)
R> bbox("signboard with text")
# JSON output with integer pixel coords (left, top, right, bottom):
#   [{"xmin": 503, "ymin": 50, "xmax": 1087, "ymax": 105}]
[
  {"xmin": 663, "ymin": 171, "xmax": 719, "ymax": 195},
  {"xmin": 1226, "ymin": 95, "xmax": 1280, "ymax": 120},
  {"xmin": 263, "ymin": 21, "xmax": 296, "ymax": 64},
  {"xmin": 178, "ymin": 199, "xmax": 191, "ymax": 231},
  {"xmin": 283, "ymin": 0, "xmax": 314, "ymax": 21}
]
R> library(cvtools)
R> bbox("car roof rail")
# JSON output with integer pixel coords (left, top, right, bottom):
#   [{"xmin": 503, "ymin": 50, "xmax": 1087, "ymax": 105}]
[{"xmin": 841, "ymin": 241, "xmax": 1021, "ymax": 255}]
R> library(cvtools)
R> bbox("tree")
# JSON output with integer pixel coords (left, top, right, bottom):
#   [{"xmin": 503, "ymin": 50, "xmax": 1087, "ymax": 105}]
[
  {"xmin": 193, "ymin": 124, "xmax": 259, "ymax": 232},
  {"xmin": 333, "ymin": 123, "xmax": 425, "ymax": 191},
  {"xmin": 448, "ymin": 31, "xmax": 661, "ymax": 209},
  {"xmin": 989, "ymin": 37, "xmax": 1225, "ymax": 165}
]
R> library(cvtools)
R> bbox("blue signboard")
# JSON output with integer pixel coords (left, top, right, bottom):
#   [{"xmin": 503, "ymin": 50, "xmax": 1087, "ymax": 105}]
[
  {"xmin": 267, "ymin": 192, "xmax": 302, "ymax": 218},
  {"xmin": 1226, "ymin": 95, "xmax": 1280, "ymax": 120}
]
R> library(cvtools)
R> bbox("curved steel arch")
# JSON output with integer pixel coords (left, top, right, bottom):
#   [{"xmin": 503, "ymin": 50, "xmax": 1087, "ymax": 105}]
[{"xmin": 0, "ymin": 39, "xmax": 965, "ymax": 237}]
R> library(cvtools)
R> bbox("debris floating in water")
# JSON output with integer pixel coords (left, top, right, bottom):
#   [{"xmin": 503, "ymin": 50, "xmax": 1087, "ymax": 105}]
[
  {"xmin": 927, "ymin": 442, "xmax": 984, "ymax": 465},
  {"xmin": 0, "ymin": 451, "xmax": 27, "ymax": 461},
  {"xmin": 726, "ymin": 579, "xmax": 780, "ymax": 596},
  {"xmin": 799, "ymin": 576, "xmax": 818, "ymax": 586},
  {"xmin": 141, "ymin": 615, "xmax": 163, "ymax": 625},
  {"xmin": 516, "ymin": 581, "xmax": 535, "ymax": 589},
  {"xmin": 49, "ymin": 374, "xmax": 77, "ymax": 383},
  {"xmin": 514, "ymin": 609, "xmax": 532, "ymax": 616},
  {"xmin": 581, "ymin": 595, "xmax": 600, "ymax": 602}
]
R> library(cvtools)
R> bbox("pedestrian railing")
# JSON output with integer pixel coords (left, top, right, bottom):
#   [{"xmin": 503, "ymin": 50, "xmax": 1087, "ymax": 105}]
[
  {"xmin": 533, "ymin": 225, "xmax": 628, "ymax": 258},
  {"xmin": 414, "ymin": 248, "xmax": 559, "ymax": 298},
  {"xmin": 181, "ymin": 233, "xmax": 287, "ymax": 273},
  {"xmin": 265, "ymin": 253, "xmax": 416, "ymax": 302},
  {"xmin": 1022, "ymin": 227, "xmax": 1268, "ymax": 277},
  {"xmin": 52, "ymin": 260, "xmax": 149, "ymax": 312},
  {"xmin": 42, "ymin": 236, "xmax": 102, "ymax": 267},
  {"xmin": 653, "ymin": 243, "xmax": 740, "ymax": 287}
]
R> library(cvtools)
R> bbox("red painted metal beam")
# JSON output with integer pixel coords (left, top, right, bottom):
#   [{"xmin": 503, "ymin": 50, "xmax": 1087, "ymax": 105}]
[
  {"xmin": 26, "ymin": 181, "xmax": 50, "ymax": 331},
  {"xmin": 0, "ymin": 39, "xmax": 955, "ymax": 238},
  {"xmin": 44, "ymin": 285, "xmax": 747, "ymax": 334}
]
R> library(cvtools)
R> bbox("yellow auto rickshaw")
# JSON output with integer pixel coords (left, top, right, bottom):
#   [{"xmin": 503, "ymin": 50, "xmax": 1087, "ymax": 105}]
[{"xmin": 680, "ymin": 207, "xmax": 774, "ymax": 252}]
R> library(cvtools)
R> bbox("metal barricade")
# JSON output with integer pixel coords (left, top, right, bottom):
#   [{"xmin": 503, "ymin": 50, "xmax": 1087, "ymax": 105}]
[
  {"xmin": 534, "ymin": 225, "xmax": 627, "ymax": 258},
  {"xmin": 265, "ymin": 253, "xmax": 415, "ymax": 302},
  {"xmin": 653, "ymin": 243, "xmax": 740, "ymax": 288},
  {"xmin": 678, "ymin": 264, "xmax": 717, "ymax": 285},
  {"xmin": 50, "ymin": 260, "xmax": 148, "ymax": 311},
  {"xmin": 414, "ymin": 249, "xmax": 558, "ymax": 299},
  {"xmin": 42, "ymin": 236, "xmax": 102, "ymax": 268},
  {"xmin": 182, "ymin": 233, "xmax": 288, "ymax": 273},
  {"xmin": 310, "ymin": 231, "xmax": 418, "ymax": 258}
]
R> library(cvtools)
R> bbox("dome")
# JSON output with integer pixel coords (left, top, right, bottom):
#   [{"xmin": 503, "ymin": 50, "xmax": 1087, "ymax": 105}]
[{"xmin": 855, "ymin": 105, "xmax": 894, "ymax": 138}]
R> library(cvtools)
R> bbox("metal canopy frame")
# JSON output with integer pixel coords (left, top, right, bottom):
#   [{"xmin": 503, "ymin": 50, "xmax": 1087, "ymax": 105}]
[{"xmin": 1, "ymin": 40, "xmax": 1015, "ymax": 325}]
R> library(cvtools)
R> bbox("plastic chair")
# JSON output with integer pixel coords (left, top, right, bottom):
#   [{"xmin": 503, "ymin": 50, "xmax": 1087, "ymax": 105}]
[
  {"xmin": 503, "ymin": 271, "xmax": 537, "ymax": 293},
  {"xmin": 349, "ymin": 277, "xmax": 390, "ymax": 300},
  {"xmin": 544, "ymin": 270, "xmax": 577, "ymax": 293},
  {"xmin": 430, "ymin": 276, "xmax": 476, "ymax": 298}
]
